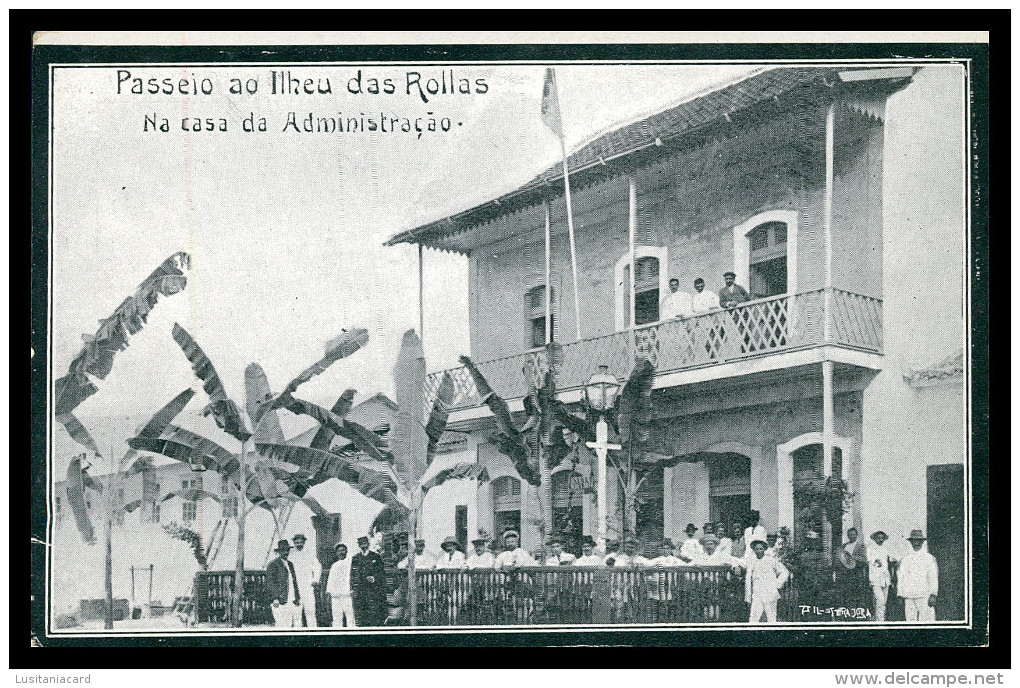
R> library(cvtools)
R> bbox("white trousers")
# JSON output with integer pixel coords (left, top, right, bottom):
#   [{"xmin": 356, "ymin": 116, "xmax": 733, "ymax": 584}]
[
  {"xmin": 298, "ymin": 584, "xmax": 317, "ymax": 626},
  {"xmin": 872, "ymin": 584, "xmax": 889, "ymax": 622},
  {"xmin": 271, "ymin": 601, "xmax": 302, "ymax": 627},
  {"xmin": 331, "ymin": 595, "xmax": 356, "ymax": 628},
  {"xmin": 903, "ymin": 596, "xmax": 935, "ymax": 622},
  {"xmin": 749, "ymin": 597, "xmax": 778, "ymax": 623}
]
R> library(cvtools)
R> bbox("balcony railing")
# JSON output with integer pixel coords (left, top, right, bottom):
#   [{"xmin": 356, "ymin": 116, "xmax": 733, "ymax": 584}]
[{"xmin": 428, "ymin": 288, "xmax": 882, "ymax": 410}]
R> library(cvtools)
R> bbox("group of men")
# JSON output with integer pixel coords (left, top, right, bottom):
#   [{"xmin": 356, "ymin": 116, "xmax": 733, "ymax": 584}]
[
  {"xmin": 263, "ymin": 514, "xmax": 940, "ymax": 628},
  {"xmin": 660, "ymin": 271, "xmax": 752, "ymax": 320},
  {"xmin": 266, "ymin": 534, "xmax": 387, "ymax": 629}
]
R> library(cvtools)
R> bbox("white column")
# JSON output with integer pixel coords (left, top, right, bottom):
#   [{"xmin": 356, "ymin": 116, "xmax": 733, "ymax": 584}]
[
  {"xmin": 823, "ymin": 101, "xmax": 835, "ymax": 344},
  {"xmin": 628, "ymin": 175, "xmax": 637, "ymax": 359},
  {"xmin": 596, "ymin": 417, "xmax": 608, "ymax": 548},
  {"xmin": 776, "ymin": 447, "xmax": 794, "ymax": 532}
]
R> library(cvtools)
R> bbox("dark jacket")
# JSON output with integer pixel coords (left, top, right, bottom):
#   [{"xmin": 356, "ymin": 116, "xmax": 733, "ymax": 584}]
[
  {"xmin": 266, "ymin": 555, "xmax": 299, "ymax": 604},
  {"xmin": 718, "ymin": 284, "xmax": 751, "ymax": 308},
  {"xmin": 351, "ymin": 549, "xmax": 386, "ymax": 600}
]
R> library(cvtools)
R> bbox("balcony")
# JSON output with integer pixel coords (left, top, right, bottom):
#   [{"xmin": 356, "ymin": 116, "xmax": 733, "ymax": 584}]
[{"xmin": 428, "ymin": 288, "xmax": 882, "ymax": 410}]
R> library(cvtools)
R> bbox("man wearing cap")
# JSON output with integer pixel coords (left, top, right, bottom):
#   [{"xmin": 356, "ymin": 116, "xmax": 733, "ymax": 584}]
[
  {"xmin": 743, "ymin": 511, "xmax": 768, "ymax": 561},
  {"xmin": 746, "ymin": 539, "xmax": 789, "ymax": 623},
  {"xmin": 265, "ymin": 540, "xmax": 303, "ymax": 628},
  {"xmin": 897, "ymin": 529, "xmax": 938, "ymax": 622},
  {"xmin": 289, "ymin": 533, "xmax": 321, "ymax": 627},
  {"xmin": 678, "ymin": 524, "xmax": 704, "ymax": 563},
  {"xmin": 351, "ymin": 535, "xmax": 387, "ymax": 626},
  {"xmin": 867, "ymin": 530, "xmax": 896, "ymax": 622},
  {"xmin": 466, "ymin": 536, "xmax": 496, "ymax": 569},
  {"xmin": 326, "ymin": 543, "xmax": 355, "ymax": 628},
  {"xmin": 718, "ymin": 271, "xmax": 750, "ymax": 308},
  {"xmin": 436, "ymin": 536, "xmax": 468, "ymax": 569},
  {"xmin": 545, "ymin": 535, "xmax": 576, "ymax": 566},
  {"xmin": 494, "ymin": 530, "xmax": 536, "ymax": 570},
  {"xmin": 573, "ymin": 536, "xmax": 603, "ymax": 566},
  {"xmin": 660, "ymin": 278, "xmax": 693, "ymax": 321}
]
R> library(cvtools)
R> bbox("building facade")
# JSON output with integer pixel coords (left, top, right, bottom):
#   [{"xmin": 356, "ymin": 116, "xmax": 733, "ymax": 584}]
[{"xmin": 386, "ymin": 65, "xmax": 968, "ymax": 618}]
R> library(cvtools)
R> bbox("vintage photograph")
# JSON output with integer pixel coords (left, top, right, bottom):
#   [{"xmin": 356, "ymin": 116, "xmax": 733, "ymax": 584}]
[{"xmin": 36, "ymin": 36, "xmax": 980, "ymax": 641}]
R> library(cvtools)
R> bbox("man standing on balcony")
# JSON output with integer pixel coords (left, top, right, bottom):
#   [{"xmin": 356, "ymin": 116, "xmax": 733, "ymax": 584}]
[
  {"xmin": 398, "ymin": 539, "xmax": 435, "ymax": 571},
  {"xmin": 660, "ymin": 278, "xmax": 693, "ymax": 320},
  {"xmin": 691, "ymin": 278, "xmax": 720, "ymax": 313},
  {"xmin": 746, "ymin": 539, "xmax": 790, "ymax": 623},
  {"xmin": 897, "ymin": 529, "xmax": 939, "ymax": 622},
  {"xmin": 437, "ymin": 536, "xmax": 468, "ymax": 569},
  {"xmin": 678, "ymin": 524, "xmax": 705, "ymax": 563},
  {"xmin": 545, "ymin": 536, "xmax": 576, "ymax": 566},
  {"xmin": 730, "ymin": 520, "xmax": 747, "ymax": 559},
  {"xmin": 573, "ymin": 536, "xmax": 603, "ymax": 566},
  {"xmin": 718, "ymin": 271, "xmax": 751, "ymax": 308},
  {"xmin": 743, "ymin": 511, "xmax": 768, "ymax": 561},
  {"xmin": 495, "ymin": 530, "xmax": 536, "ymax": 570},
  {"xmin": 467, "ymin": 536, "xmax": 496, "ymax": 569}
]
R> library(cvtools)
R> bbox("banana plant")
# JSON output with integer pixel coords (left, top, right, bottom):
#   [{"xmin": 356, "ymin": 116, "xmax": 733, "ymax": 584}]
[{"xmin": 128, "ymin": 323, "xmax": 369, "ymax": 626}]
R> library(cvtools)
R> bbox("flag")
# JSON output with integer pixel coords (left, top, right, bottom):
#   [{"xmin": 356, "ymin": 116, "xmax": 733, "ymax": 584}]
[{"xmin": 540, "ymin": 68, "xmax": 563, "ymax": 138}]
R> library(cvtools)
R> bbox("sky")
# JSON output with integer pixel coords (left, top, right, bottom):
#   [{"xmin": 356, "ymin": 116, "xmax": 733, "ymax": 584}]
[{"xmin": 50, "ymin": 63, "xmax": 758, "ymax": 472}]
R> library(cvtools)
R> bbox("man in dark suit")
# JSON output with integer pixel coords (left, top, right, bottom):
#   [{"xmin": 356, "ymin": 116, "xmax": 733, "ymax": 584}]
[
  {"xmin": 265, "ymin": 539, "xmax": 303, "ymax": 628},
  {"xmin": 350, "ymin": 535, "xmax": 387, "ymax": 626},
  {"xmin": 718, "ymin": 271, "xmax": 751, "ymax": 308}
]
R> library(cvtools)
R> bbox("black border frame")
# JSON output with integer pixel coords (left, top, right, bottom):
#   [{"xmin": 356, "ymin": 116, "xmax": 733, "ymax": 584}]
[{"xmin": 21, "ymin": 26, "xmax": 1001, "ymax": 668}]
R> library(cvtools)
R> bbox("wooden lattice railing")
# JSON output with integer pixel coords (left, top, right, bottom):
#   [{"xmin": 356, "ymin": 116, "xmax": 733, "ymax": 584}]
[{"xmin": 426, "ymin": 289, "xmax": 882, "ymax": 410}]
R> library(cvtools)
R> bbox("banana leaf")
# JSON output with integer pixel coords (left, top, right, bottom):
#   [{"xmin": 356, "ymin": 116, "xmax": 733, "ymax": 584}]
[
  {"xmin": 392, "ymin": 330, "xmax": 429, "ymax": 487},
  {"xmin": 257, "ymin": 442, "xmax": 408, "ymax": 513},
  {"xmin": 65, "ymin": 455, "xmax": 96, "ymax": 546},
  {"xmin": 420, "ymin": 462, "xmax": 489, "ymax": 494},
  {"xmin": 614, "ymin": 358, "xmax": 654, "ymax": 447},
  {"xmin": 172, "ymin": 323, "xmax": 251, "ymax": 442},
  {"xmin": 459, "ymin": 355, "xmax": 520, "ymax": 442},
  {"xmin": 244, "ymin": 363, "xmax": 285, "ymax": 444},
  {"xmin": 55, "ymin": 253, "xmax": 190, "ymax": 416},
  {"xmin": 136, "ymin": 389, "xmax": 196, "ymax": 438},
  {"xmin": 127, "ymin": 425, "xmax": 240, "ymax": 476},
  {"xmin": 122, "ymin": 499, "xmax": 143, "ymax": 513},
  {"xmin": 279, "ymin": 396, "xmax": 388, "ymax": 461},
  {"xmin": 309, "ymin": 389, "xmax": 357, "ymax": 450},
  {"xmin": 279, "ymin": 328, "xmax": 369, "ymax": 397},
  {"xmin": 56, "ymin": 412, "xmax": 101, "ymax": 455},
  {"xmin": 423, "ymin": 372, "xmax": 454, "ymax": 467}
]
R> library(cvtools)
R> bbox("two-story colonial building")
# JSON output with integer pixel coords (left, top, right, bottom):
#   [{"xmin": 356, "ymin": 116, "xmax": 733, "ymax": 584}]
[{"xmin": 385, "ymin": 64, "xmax": 968, "ymax": 620}]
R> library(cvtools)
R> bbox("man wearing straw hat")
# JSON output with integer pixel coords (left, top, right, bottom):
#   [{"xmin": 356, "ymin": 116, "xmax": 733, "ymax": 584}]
[
  {"xmin": 326, "ymin": 542, "xmax": 355, "ymax": 628},
  {"xmin": 466, "ymin": 535, "xmax": 496, "ymax": 569},
  {"xmin": 265, "ymin": 539, "xmax": 303, "ymax": 628},
  {"xmin": 897, "ymin": 529, "xmax": 939, "ymax": 622},
  {"xmin": 745, "ymin": 539, "xmax": 789, "ymax": 623}
]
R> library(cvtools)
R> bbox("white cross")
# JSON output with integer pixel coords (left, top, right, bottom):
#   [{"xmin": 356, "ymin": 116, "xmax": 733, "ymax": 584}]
[{"xmin": 586, "ymin": 416, "xmax": 621, "ymax": 550}]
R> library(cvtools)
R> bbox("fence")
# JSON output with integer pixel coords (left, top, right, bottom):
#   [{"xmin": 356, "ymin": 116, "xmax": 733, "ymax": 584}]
[{"xmin": 195, "ymin": 565, "xmax": 854, "ymax": 627}]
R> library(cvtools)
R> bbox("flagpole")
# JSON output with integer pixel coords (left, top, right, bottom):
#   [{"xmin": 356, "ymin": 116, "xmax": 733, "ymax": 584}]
[
  {"xmin": 628, "ymin": 175, "xmax": 638, "ymax": 360},
  {"xmin": 559, "ymin": 134, "xmax": 583, "ymax": 342},
  {"xmin": 544, "ymin": 203, "xmax": 552, "ymax": 345}
]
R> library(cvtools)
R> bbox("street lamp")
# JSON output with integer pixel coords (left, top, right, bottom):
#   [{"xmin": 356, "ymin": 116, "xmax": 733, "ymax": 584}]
[{"xmin": 584, "ymin": 365, "xmax": 621, "ymax": 552}]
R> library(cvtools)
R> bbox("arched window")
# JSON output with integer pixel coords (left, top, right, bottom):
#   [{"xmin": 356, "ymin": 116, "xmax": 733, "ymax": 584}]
[
  {"xmin": 615, "ymin": 246, "xmax": 669, "ymax": 331},
  {"xmin": 748, "ymin": 221, "xmax": 788, "ymax": 298},
  {"xmin": 732, "ymin": 210, "xmax": 798, "ymax": 298}
]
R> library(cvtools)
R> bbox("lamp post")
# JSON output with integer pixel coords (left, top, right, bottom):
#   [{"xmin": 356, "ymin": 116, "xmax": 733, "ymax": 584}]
[{"xmin": 584, "ymin": 365, "xmax": 621, "ymax": 552}]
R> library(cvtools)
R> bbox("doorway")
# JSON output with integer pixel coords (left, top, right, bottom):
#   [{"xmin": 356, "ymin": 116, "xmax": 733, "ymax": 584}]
[
  {"xmin": 927, "ymin": 464, "xmax": 965, "ymax": 621},
  {"xmin": 708, "ymin": 453, "xmax": 752, "ymax": 537}
]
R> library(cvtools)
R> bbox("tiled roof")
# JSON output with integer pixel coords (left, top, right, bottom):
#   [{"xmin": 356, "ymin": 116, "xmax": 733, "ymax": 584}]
[{"xmin": 385, "ymin": 66, "xmax": 913, "ymax": 252}]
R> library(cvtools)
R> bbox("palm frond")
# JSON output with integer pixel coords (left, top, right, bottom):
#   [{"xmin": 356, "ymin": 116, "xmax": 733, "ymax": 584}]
[
  {"xmin": 127, "ymin": 425, "xmax": 239, "ymax": 476},
  {"xmin": 171, "ymin": 323, "xmax": 251, "ymax": 442},
  {"xmin": 614, "ymin": 359, "xmax": 654, "ymax": 447},
  {"xmin": 420, "ymin": 462, "xmax": 489, "ymax": 494},
  {"xmin": 280, "ymin": 328, "xmax": 370, "ymax": 397},
  {"xmin": 392, "ymin": 330, "xmax": 429, "ymax": 486},
  {"xmin": 160, "ymin": 488, "xmax": 222, "ymax": 503}
]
